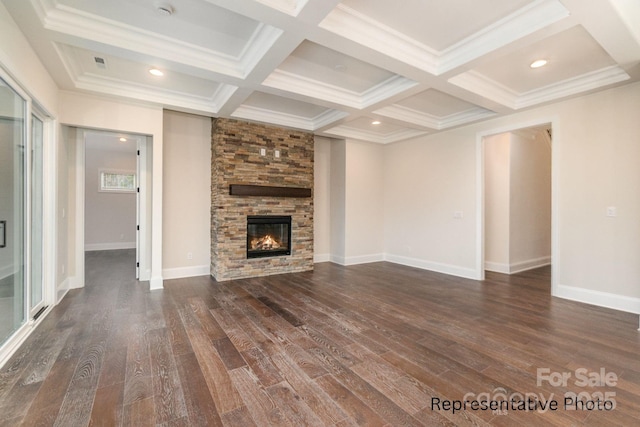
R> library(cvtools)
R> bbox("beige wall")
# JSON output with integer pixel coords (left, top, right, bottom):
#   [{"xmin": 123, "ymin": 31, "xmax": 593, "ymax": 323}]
[
  {"xmin": 509, "ymin": 130, "xmax": 551, "ymax": 269},
  {"xmin": 383, "ymin": 126, "xmax": 477, "ymax": 277},
  {"xmin": 345, "ymin": 139, "xmax": 385, "ymax": 263},
  {"xmin": 329, "ymin": 139, "xmax": 346, "ymax": 262},
  {"xmin": 59, "ymin": 91, "xmax": 164, "ymax": 289},
  {"xmin": 162, "ymin": 110, "xmax": 211, "ymax": 278},
  {"xmin": 381, "ymin": 81, "xmax": 640, "ymax": 313},
  {"xmin": 484, "ymin": 130, "xmax": 552, "ymax": 273},
  {"xmin": 313, "ymin": 137, "xmax": 332, "ymax": 261},
  {"xmin": 484, "ymin": 132, "xmax": 511, "ymax": 268}
]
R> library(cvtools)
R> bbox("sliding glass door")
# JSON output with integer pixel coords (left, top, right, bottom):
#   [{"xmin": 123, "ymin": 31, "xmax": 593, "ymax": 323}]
[
  {"xmin": 0, "ymin": 78, "xmax": 26, "ymax": 345},
  {"xmin": 30, "ymin": 115, "xmax": 44, "ymax": 315}
]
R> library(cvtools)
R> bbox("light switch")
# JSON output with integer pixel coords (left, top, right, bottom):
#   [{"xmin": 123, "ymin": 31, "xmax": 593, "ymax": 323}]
[
  {"xmin": 275, "ymin": 149, "xmax": 280, "ymax": 158},
  {"xmin": 454, "ymin": 211, "xmax": 463, "ymax": 219},
  {"xmin": 606, "ymin": 207, "xmax": 617, "ymax": 217},
  {"xmin": 260, "ymin": 148, "xmax": 266, "ymax": 156}
]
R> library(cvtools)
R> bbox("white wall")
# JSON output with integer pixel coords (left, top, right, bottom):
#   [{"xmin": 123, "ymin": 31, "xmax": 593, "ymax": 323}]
[
  {"xmin": 318, "ymin": 138, "xmax": 385, "ymax": 265},
  {"xmin": 59, "ymin": 91, "xmax": 164, "ymax": 290},
  {"xmin": 162, "ymin": 110, "xmax": 211, "ymax": 279},
  {"xmin": 329, "ymin": 139, "xmax": 346, "ymax": 263},
  {"xmin": 0, "ymin": 3, "xmax": 58, "ymax": 115},
  {"xmin": 509, "ymin": 129, "xmax": 551, "ymax": 269},
  {"xmin": 383, "ymin": 128, "xmax": 478, "ymax": 278},
  {"xmin": 344, "ymin": 139, "xmax": 385, "ymax": 264},
  {"xmin": 484, "ymin": 130, "xmax": 551, "ymax": 273},
  {"xmin": 313, "ymin": 136, "xmax": 332, "ymax": 262},
  {"xmin": 84, "ymin": 139, "xmax": 137, "ymax": 251},
  {"xmin": 484, "ymin": 132, "xmax": 511, "ymax": 269},
  {"xmin": 382, "ymin": 81, "xmax": 640, "ymax": 313}
]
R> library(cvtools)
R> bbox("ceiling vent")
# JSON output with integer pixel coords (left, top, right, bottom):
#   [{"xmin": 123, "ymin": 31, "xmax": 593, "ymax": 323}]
[{"xmin": 94, "ymin": 56, "xmax": 107, "ymax": 69}]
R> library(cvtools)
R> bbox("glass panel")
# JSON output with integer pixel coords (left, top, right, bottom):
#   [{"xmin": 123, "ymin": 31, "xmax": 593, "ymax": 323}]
[
  {"xmin": 0, "ymin": 78, "xmax": 26, "ymax": 345},
  {"xmin": 31, "ymin": 115, "xmax": 43, "ymax": 309}
]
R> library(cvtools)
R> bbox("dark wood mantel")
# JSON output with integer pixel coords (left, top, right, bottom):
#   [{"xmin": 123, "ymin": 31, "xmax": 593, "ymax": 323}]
[{"xmin": 229, "ymin": 184, "xmax": 312, "ymax": 198}]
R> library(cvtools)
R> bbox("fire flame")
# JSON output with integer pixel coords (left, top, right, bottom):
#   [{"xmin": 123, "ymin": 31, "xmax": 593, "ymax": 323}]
[{"xmin": 251, "ymin": 234, "xmax": 281, "ymax": 250}]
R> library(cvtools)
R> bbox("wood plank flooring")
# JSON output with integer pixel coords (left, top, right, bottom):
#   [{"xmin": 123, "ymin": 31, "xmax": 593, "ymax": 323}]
[{"xmin": 1, "ymin": 249, "xmax": 639, "ymax": 426}]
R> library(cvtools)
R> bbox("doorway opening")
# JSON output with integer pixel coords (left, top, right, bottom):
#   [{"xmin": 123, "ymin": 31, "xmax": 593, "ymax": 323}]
[
  {"xmin": 481, "ymin": 122, "xmax": 553, "ymax": 280},
  {"xmin": 84, "ymin": 132, "xmax": 139, "ymax": 277},
  {"xmin": 69, "ymin": 127, "xmax": 152, "ymax": 290}
]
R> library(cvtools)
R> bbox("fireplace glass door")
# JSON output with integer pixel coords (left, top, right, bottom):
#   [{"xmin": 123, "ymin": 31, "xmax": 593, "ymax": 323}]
[{"xmin": 247, "ymin": 216, "xmax": 291, "ymax": 258}]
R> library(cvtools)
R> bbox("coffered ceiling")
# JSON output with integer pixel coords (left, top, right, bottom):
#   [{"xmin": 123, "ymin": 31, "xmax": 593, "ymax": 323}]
[{"xmin": 5, "ymin": 0, "xmax": 640, "ymax": 143}]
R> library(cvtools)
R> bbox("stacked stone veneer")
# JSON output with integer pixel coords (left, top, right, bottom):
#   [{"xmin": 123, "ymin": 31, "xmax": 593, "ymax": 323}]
[{"xmin": 211, "ymin": 118, "xmax": 314, "ymax": 281}]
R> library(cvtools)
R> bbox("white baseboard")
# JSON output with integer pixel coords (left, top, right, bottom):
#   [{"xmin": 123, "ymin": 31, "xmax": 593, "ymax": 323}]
[
  {"xmin": 162, "ymin": 265, "xmax": 209, "ymax": 280},
  {"xmin": 484, "ymin": 261, "xmax": 509, "ymax": 274},
  {"xmin": 555, "ymin": 284, "xmax": 640, "ymax": 315},
  {"xmin": 344, "ymin": 253, "xmax": 384, "ymax": 266},
  {"xmin": 149, "ymin": 276, "xmax": 163, "ymax": 291},
  {"xmin": 68, "ymin": 275, "xmax": 84, "ymax": 290},
  {"xmin": 56, "ymin": 277, "xmax": 69, "ymax": 303},
  {"xmin": 85, "ymin": 242, "xmax": 136, "ymax": 251},
  {"xmin": 330, "ymin": 254, "xmax": 346, "ymax": 265},
  {"xmin": 485, "ymin": 256, "xmax": 551, "ymax": 274},
  {"xmin": 328, "ymin": 253, "xmax": 385, "ymax": 266},
  {"xmin": 314, "ymin": 254, "xmax": 331, "ymax": 263},
  {"xmin": 384, "ymin": 253, "xmax": 480, "ymax": 280}
]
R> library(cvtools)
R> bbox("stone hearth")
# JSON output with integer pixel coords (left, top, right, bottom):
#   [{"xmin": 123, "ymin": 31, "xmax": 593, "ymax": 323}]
[{"xmin": 210, "ymin": 118, "xmax": 314, "ymax": 281}]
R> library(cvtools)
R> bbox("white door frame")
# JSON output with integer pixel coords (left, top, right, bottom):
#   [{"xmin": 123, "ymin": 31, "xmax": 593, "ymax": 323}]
[
  {"xmin": 475, "ymin": 116, "xmax": 559, "ymax": 295},
  {"xmin": 71, "ymin": 129, "xmax": 152, "ymax": 289}
]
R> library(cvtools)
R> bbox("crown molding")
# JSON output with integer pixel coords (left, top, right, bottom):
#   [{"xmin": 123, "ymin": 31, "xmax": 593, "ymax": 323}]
[
  {"xmin": 254, "ymin": 0, "xmax": 309, "ymax": 16},
  {"xmin": 231, "ymin": 104, "xmax": 347, "ymax": 131},
  {"xmin": 439, "ymin": 0, "xmax": 570, "ymax": 73},
  {"xmin": 74, "ymin": 73, "xmax": 235, "ymax": 113},
  {"xmin": 31, "ymin": 0, "xmax": 276, "ymax": 79},
  {"xmin": 54, "ymin": 42, "xmax": 237, "ymax": 112},
  {"xmin": 319, "ymin": 0, "xmax": 570, "ymax": 76},
  {"xmin": 451, "ymin": 65, "xmax": 630, "ymax": 110},
  {"xmin": 324, "ymin": 124, "xmax": 427, "ymax": 144},
  {"xmin": 449, "ymin": 71, "xmax": 520, "ymax": 109},
  {"xmin": 516, "ymin": 65, "xmax": 630, "ymax": 108},
  {"xmin": 319, "ymin": 4, "xmax": 439, "ymax": 74},
  {"xmin": 374, "ymin": 104, "xmax": 496, "ymax": 130},
  {"xmin": 263, "ymin": 68, "xmax": 416, "ymax": 109},
  {"xmin": 237, "ymin": 24, "xmax": 284, "ymax": 78}
]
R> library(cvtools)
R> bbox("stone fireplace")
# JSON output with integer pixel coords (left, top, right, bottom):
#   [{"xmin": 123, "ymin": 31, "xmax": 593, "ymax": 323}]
[{"xmin": 210, "ymin": 118, "xmax": 314, "ymax": 281}]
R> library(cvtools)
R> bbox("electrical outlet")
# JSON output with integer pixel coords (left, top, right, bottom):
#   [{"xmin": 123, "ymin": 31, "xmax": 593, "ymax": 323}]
[
  {"xmin": 606, "ymin": 207, "xmax": 617, "ymax": 217},
  {"xmin": 275, "ymin": 149, "xmax": 280, "ymax": 158},
  {"xmin": 187, "ymin": 252, "xmax": 193, "ymax": 260},
  {"xmin": 453, "ymin": 211, "xmax": 464, "ymax": 219},
  {"xmin": 260, "ymin": 148, "xmax": 266, "ymax": 156},
  {"xmin": 120, "ymin": 234, "xmax": 124, "ymax": 240}
]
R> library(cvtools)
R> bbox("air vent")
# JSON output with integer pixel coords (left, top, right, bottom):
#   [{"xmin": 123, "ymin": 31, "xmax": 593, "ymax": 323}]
[{"xmin": 94, "ymin": 56, "xmax": 107, "ymax": 69}]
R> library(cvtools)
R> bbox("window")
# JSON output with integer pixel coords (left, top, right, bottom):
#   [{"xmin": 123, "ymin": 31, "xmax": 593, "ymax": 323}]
[{"xmin": 99, "ymin": 169, "xmax": 136, "ymax": 193}]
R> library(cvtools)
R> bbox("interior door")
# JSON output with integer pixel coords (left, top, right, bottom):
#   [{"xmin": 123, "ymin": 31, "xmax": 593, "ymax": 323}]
[{"xmin": 135, "ymin": 139, "xmax": 140, "ymax": 279}]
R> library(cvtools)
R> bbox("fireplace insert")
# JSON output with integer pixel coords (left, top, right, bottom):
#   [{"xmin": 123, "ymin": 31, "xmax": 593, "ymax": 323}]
[{"xmin": 246, "ymin": 215, "xmax": 292, "ymax": 258}]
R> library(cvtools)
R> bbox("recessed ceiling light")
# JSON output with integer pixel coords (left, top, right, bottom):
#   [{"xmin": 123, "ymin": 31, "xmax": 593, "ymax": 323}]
[
  {"xmin": 530, "ymin": 59, "xmax": 548, "ymax": 69},
  {"xmin": 371, "ymin": 120, "xmax": 381, "ymax": 125},
  {"xmin": 149, "ymin": 68, "xmax": 164, "ymax": 76},
  {"xmin": 334, "ymin": 64, "xmax": 347, "ymax": 72},
  {"xmin": 119, "ymin": 137, "xmax": 127, "ymax": 142}
]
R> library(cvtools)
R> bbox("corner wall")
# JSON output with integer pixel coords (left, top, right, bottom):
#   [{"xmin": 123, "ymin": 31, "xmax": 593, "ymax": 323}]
[
  {"xmin": 162, "ymin": 110, "xmax": 211, "ymax": 279},
  {"xmin": 382, "ymin": 82, "xmax": 640, "ymax": 313}
]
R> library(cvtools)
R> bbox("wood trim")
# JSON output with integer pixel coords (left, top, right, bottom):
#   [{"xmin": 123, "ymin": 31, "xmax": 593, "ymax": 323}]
[{"xmin": 229, "ymin": 184, "xmax": 311, "ymax": 198}]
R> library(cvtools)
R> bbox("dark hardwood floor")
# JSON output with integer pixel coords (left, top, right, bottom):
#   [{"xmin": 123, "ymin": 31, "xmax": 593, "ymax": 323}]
[{"xmin": 1, "ymin": 250, "xmax": 639, "ymax": 426}]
